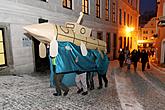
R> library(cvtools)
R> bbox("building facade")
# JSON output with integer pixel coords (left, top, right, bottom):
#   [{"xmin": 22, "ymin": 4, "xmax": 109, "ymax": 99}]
[
  {"xmin": 138, "ymin": 17, "xmax": 156, "ymax": 49},
  {"xmin": 0, "ymin": 0, "xmax": 119, "ymax": 74},
  {"xmin": 156, "ymin": 0, "xmax": 165, "ymax": 64},
  {"xmin": 117, "ymin": 0, "xmax": 140, "ymax": 52}
]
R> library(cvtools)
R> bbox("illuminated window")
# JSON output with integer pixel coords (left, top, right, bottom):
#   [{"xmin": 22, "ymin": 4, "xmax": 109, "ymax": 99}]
[
  {"xmin": 112, "ymin": 2, "xmax": 116, "ymax": 23},
  {"xmin": 96, "ymin": 0, "xmax": 100, "ymax": 18},
  {"xmin": 119, "ymin": 9, "xmax": 122, "ymax": 25},
  {"xmin": 63, "ymin": 0, "xmax": 72, "ymax": 9},
  {"xmin": 105, "ymin": 0, "xmax": 109, "ymax": 21},
  {"xmin": 82, "ymin": 0, "xmax": 89, "ymax": 14},
  {"xmin": 0, "ymin": 29, "xmax": 6, "ymax": 66}
]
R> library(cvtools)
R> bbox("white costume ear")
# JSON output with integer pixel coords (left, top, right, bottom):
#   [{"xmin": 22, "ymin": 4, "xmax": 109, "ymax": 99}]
[
  {"xmin": 80, "ymin": 41, "xmax": 87, "ymax": 56},
  {"xmin": 39, "ymin": 42, "xmax": 46, "ymax": 58},
  {"xmin": 50, "ymin": 38, "xmax": 58, "ymax": 57}
]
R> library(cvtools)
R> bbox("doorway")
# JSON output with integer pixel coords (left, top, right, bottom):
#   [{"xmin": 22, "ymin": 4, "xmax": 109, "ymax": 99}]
[{"xmin": 33, "ymin": 18, "xmax": 49, "ymax": 72}]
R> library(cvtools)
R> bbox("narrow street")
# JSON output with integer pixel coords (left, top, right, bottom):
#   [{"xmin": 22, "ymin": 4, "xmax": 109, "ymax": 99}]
[
  {"xmin": 0, "ymin": 61, "xmax": 165, "ymax": 110},
  {"xmin": 112, "ymin": 61, "xmax": 165, "ymax": 110}
]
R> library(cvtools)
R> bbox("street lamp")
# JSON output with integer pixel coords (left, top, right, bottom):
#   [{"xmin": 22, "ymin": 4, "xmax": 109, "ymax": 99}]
[{"xmin": 125, "ymin": 27, "xmax": 135, "ymax": 33}]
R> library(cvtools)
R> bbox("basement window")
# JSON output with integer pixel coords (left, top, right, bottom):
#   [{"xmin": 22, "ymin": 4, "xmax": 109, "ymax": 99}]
[{"xmin": 40, "ymin": 0, "xmax": 48, "ymax": 2}]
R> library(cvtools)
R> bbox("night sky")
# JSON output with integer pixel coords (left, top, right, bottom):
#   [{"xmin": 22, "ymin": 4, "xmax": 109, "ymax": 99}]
[{"xmin": 140, "ymin": 0, "xmax": 157, "ymax": 15}]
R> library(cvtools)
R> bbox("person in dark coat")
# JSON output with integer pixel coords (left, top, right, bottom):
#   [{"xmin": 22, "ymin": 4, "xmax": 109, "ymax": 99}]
[
  {"xmin": 52, "ymin": 57, "xmax": 69, "ymax": 96},
  {"xmin": 118, "ymin": 50, "xmax": 125, "ymax": 69},
  {"xmin": 141, "ymin": 49, "xmax": 149, "ymax": 71},
  {"xmin": 131, "ymin": 49, "xmax": 139, "ymax": 72}
]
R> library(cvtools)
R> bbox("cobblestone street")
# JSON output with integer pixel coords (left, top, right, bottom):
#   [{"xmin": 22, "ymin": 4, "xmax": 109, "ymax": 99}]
[
  {"xmin": 0, "ymin": 66, "xmax": 121, "ymax": 110},
  {"xmin": 0, "ymin": 61, "xmax": 165, "ymax": 110}
]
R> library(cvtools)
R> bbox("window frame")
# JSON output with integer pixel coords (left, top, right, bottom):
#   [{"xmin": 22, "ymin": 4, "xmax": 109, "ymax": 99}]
[
  {"xmin": 82, "ymin": 0, "xmax": 89, "ymax": 14},
  {"xmin": 112, "ymin": 2, "xmax": 116, "ymax": 23},
  {"xmin": 63, "ymin": 0, "xmax": 72, "ymax": 9},
  {"xmin": 124, "ymin": 11, "xmax": 126, "ymax": 25},
  {"xmin": 96, "ymin": 0, "xmax": 100, "ymax": 18},
  {"xmin": 105, "ymin": 0, "xmax": 109, "ymax": 21},
  {"xmin": 119, "ymin": 9, "xmax": 122, "ymax": 25},
  {"xmin": 0, "ymin": 28, "xmax": 7, "ymax": 66}
]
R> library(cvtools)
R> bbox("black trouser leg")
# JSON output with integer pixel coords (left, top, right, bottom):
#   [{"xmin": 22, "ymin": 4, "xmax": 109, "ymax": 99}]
[
  {"xmin": 142, "ymin": 62, "xmax": 146, "ymax": 71},
  {"xmin": 134, "ymin": 62, "xmax": 137, "ymax": 71},
  {"xmin": 98, "ymin": 74, "xmax": 103, "ymax": 87},
  {"xmin": 54, "ymin": 74, "xmax": 69, "ymax": 93},
  {"xmin": 102, "ymin": 74, "xmax": 108, "ymax": 87},
  {"xmin": 90, "ymin": 73, "xmax": 94, "ymax": 89}
]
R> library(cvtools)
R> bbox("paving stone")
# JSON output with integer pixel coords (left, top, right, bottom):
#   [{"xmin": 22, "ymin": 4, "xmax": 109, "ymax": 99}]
[{"xmin": 0, "ymin": 69, "xmax": 121, "ymax": 110}]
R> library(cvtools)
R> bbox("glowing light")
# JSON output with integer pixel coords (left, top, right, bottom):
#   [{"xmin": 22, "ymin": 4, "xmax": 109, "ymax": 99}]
[{"xmin": 126, "ymin": 27, "xmax": 135, "ymax": 33}]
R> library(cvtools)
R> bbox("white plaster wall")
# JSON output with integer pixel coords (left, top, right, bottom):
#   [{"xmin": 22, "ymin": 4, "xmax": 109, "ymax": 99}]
[{"xmin": 0, "ymin": 0, "xmax": 118, "ymax": 73}]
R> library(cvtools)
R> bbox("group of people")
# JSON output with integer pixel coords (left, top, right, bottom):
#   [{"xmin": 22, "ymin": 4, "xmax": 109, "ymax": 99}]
[
  {"xmin": 118, "ymin": 47, "xmax": 149, "ymax": 72},
  {"xmin": 51, "ymin": 57, "xmax": 108, "ymax": 97}
]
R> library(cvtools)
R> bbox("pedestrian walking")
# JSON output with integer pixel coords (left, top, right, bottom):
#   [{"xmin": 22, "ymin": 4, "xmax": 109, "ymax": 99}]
[
  {"xmin": 97, "ymin": 72, "xmax": 108, "ymax": 89},
  {"xmin": 118, "ymin": 49, "xmax": 125, "ymax": 69},
  {"xmin": 141, "ymin": 49, "xmax": 149, "ymax": 71},
  {"xmin": 131, "ymin": 49, "xmax": 139, "ymax": 72},
  {"xmin": 126, "ymin": 55, "xmax": 131, "ymax": 71},
  {"xmin": 124, "ymin": 47, "xmax": 130, "ymax": 63},
  {"xmin": 52, "ymin": 57, "xmax": 69, "ymax": 96}
]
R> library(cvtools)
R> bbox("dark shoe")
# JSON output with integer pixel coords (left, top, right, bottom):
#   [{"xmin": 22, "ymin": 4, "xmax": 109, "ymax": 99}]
[
  {"xmin": 97, "ymin": 86, "xmax": 102, "ymax": 89},
  {"xmin": 90, "ymin": 87, "xmax": 94, "ymax": 90},
  {"xmin": 53, "ymin": 92, "xmax": 61, "ymax": 96},
  {"xmin": 77, "ymin": 88, "xmax": 83, "ymax": 94},
  {"xmin": 82, "ymin": 91, "xmax": 88, "ymax": 95},
  {"xmin": 63, "ymin": 90, "xmax": 69, "ymax": 96}
]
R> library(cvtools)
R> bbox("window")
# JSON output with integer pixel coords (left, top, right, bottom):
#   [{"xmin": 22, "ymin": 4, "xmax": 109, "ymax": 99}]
[
  {"xmin": 63, "ymin": 0, "xmax": 72, "ymax": 9},
  {"xmin": 127, "ymin": 14, "xmax": 129, "ymax": 26},
  {"xmin": 112, "ymin": 2, "xmax": 116, "ymax": 23},
  {"xmin": 130, "ymin": 16, "xmax": 132, "ymax": 26},
  {"xmin": 96, "ymin": 0, "xmax": 100, "ymax": 18},
  {"xmin": 97, "ymin": 32, "xmax": 103, "ymax": 40},
  {"xmin": 130, "ymin": 37, "xmax": 132, "ymax": 48},
  {"xmin": 41, "ymin": 0, "xmax": 48, "ymax": 2},
  {"xmin": 124, "ymin": 11, "xmax": 126, "ymax": 25},
  {"xmin": 0, "ymin": 29, "xmax": 6, "ymax": 66},
  {"xmin": 38, "ymin": 18, "xmax": 48, "ymax": 23},
  {"xmin": 143, "ymin": 31, "xmax": 145, "ymax": 34},
  {"xmin": 127, "ymin": 37, "xmax": 129, "ymax": 49},
  {"xmin": 105, "ymin": 0, "xmax": 109, "ymax": 21},
  {"xmin": 82, "ymin": 0, "xmax": 89, "ymax": 14},
  {"xmin": 119, "ymin": 9, "xmax": 122, "ymax": 25},
  {"xmin": 119, "ymin": 37, "xmax": 122, "ymax": 48},
  {"xmin": 130, "ymin": 0, "xmax": 133, "ymax": 5},
  {"xmin": 106, "ymin": 33, "xmax": 111, "ymax": 53},
  {"xmin": 151, "ymin": 30, "xmax": 154, "ymax": 34},
  {"xmin": 124, "ymin": 37, "xmax": 126, "ymax": 48}
]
